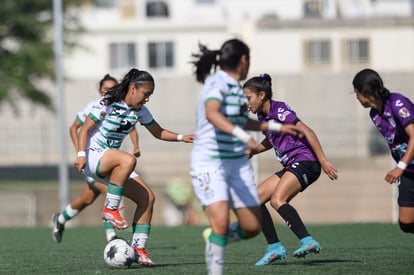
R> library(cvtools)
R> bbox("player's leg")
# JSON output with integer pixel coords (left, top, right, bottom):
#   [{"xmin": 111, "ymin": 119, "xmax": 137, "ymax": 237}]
[
  {"xmin": 202, "ymin": 158, "xmax": 261, "ymax": 270},
  {"xmin": 124, "ymin": 175, "xmax": 155, "ymax": 266},
  {"xmin": 255, "ymin": 174, "xmax": 287, "ymax": 266},
  {"xmin": 98, "ymin": 150, "xmax": 136, "ymax": 229},
  {"xmin": 52, "ymin": 180, "xmax": 101, "ymax": 243},
  {"xmin": 397, "ymin": 175, "xmax": 414, "ymax": 234},
  {"xmin": 204, "ymin": 201, "xmax": 230, "ymax": 275},
  {"xmin": 224, "ymin": 158, "xmax": 262, "ymax": 242},
  {"xmin": 270, "ymin": 171, "xmax": 320, "ymax": 258},
  {"xmin": 255, "ymin": 204, "xmax": 287, "ymax": 266},
  {"xmin": 191, "ymin": 161, "xmax": 230, "ymax": 275},
  {"xmin": 90, "ymin": 182, "xmax": 117, "ymax": 241},
  {"xmin": 232, "ymin": 205, "xmax": 261, "ymax": 239},
  {"xmin": 399, "ymin": 207, "xmax": 414, "ymax": 233}
]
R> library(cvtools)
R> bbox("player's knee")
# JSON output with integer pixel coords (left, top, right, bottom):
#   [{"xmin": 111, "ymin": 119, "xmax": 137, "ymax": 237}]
[
  {"xmin": 116, "ymin": 153, "xmax": 136, "ymax": 172},
  {"xmin": 243, "ymin": 227, "xmax": 261, "ymax": 238},
  {"xmin": 83, "ymin": 197, "xmax": 96, "ymax": 205},
  {"xmin": 148, "ymin": 189, "xmax": 155, "ymax": 206},
  {"xmin": 241, "ymin": 223, "xmax": 261, "ymax": 238},
  {"xmin": 269, "ymin": 197, "xmax": 285, "ymax": 210},
  {"xmin": 124, "ymin": 154, "xmax": 136, "ymax": 169},
  {"xmin": 252, "ymin": 225, "xmax": 261, "ymax": 237},
  {"xmin": 399, "ymin": 221, "xmax": 414, "ymax": 234}
]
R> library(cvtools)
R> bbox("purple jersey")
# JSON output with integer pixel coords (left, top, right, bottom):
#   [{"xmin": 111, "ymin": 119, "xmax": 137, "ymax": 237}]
[
  {"xmin": 257, "ymin": 100, "xmax": 317, "ymax": 167},
  {"xmin": 370, "ymin": 92, "xmax": 414, "ymax": 174}
]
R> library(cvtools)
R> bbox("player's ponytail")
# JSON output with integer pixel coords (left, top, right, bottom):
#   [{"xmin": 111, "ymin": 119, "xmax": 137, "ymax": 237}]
[
  {"xmin": 191, "ymin": 39, "xmax": 250, "ymax": 84},
  {"xmin": 191, "ymin": 43, "xmax": 220, "ymax": 83}
]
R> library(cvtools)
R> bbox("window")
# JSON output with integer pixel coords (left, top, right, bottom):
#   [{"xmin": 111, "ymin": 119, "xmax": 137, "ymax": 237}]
[
  {"xmin": 304, "ymin": 0, "xmax": 323, "ymax": 18},
  {"xmin": 146, "ymin": 1, "xmax": 169, "ymax": 17},
  {"xmin": 109, "ymin": 42, "xmax": 136, "ymax": 69},
  {"xmin": 148, "ymin": 42, "xmax": 174, "ymax": 69},
  {"xmin": 344, "ymin": 39, "xmax": 369, "ymax": 64},
  {"xmin": 304, "ymin": 39, "xmax": 331, "ymax": 65}
]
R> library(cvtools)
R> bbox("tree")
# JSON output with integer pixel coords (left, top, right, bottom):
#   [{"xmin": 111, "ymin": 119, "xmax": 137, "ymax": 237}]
[{"xmin": 0, "ymin": 0, "xmax": 85, "ymax": 113}]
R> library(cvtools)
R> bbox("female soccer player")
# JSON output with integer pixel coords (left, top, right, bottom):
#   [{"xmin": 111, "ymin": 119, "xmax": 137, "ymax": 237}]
[
  {"xmin": 74, "ymin": 68, "xmax": 193, "ymax": 266},
  {"xmin": 243, "ymin": 73, "xmax": 338, "ymax": 266},
  {"xmin": 190, "ymin": 39, "xmax": 302, "ymax": 275},
  {"xmin": 52, "ymin": 74, "xmax": 141, "ymax": 245},
  {"xmin": 353, "ymin": 68, "xmax": 414, "ymax": 234}
]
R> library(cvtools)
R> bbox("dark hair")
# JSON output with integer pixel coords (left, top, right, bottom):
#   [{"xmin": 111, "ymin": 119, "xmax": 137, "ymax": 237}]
[
  {"xmin": 352, "ymin": 68, "xmax": 390, "ymax": 101},
  {"xmin": 243, "ymin": 73, "xmax": 273, "ymax": 100},
  {"xmin": 104, "ymin": 68, "xmax": 154, "ymax": 105},
  {"xmin": 99, "ymin": 74, "xmax": 118, "ymax": 90},
  {"xmin": 191, "ymin": 38, "xmax": 250, "ymax": 83}
]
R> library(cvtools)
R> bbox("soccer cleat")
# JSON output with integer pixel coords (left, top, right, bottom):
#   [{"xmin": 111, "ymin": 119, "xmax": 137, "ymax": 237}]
[
  {"xmin": 255, "ymin": 244, "xmax": 287, "ymax": 266},
  {"xmin": 202, "ymin": 227, "xmax": 212, "ymax": 242},
  {"xmin": 102, "ymin": 208, "xmax": 128, "ymax": 230},
  {"xmin": 293, "ymin": 237, "xmax": 321, "ymax": 258},
  {"xmin": 52, "ymin": 213, "xmax": 65, "ymax": 243},
  {"xmin": 134, "ymin": 247, "xmax": 154, "ymax": 266}
]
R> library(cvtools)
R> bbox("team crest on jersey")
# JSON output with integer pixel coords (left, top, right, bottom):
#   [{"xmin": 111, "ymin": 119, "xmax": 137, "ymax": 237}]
[
  {"xmin": 398, "ymin": 107, "xmax": 410, "ymax": 118},
  {"xmin": 99, "ymin": 111, "xmax": 107, "ymax": 120}
]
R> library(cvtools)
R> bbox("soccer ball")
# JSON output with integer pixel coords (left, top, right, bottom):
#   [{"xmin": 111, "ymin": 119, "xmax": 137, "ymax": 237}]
[{"xmin": 103, "ymin": 238, "xmax": 135, "ymax": 268}]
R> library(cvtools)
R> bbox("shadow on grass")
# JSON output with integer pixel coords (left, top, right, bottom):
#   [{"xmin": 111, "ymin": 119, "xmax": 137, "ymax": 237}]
[
  {"xmin": 290, "ymin": 258, "xmax": 361, "ymax": 266},
  {"xmin": 151, "ymin": 245, "xmax": 179, "ymax": 250},
  {"xmin": 225, "ymin": 258, "xmax": 361, "ymax": 266},
  {"xmin": 126, "ymin": 261, "xmax": 206, "ymax": 269}
]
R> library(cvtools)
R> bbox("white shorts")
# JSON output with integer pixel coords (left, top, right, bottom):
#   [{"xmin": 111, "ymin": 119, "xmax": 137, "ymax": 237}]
[
  {"xmin": 190, "ymin": 158, "xmax": 260, "ymax": 209},
  {"xmin": 82, "ymin": 147, "xmax": 139, "ymax": 185}
]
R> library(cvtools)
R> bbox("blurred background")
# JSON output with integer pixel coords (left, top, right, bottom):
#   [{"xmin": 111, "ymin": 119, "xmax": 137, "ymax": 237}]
[{"xmin": 1, "ymin": 0, "xmax": 413, "ymax": 228}]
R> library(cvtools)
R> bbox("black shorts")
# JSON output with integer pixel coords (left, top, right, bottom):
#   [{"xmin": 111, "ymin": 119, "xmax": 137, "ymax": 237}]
[
  {"xmin": 398, "ymin": 173, "xmax": 414, "ymax": 207},
  {"xmin": 275, "ymin": 160, "xmax": 321, "ymax": 192}
]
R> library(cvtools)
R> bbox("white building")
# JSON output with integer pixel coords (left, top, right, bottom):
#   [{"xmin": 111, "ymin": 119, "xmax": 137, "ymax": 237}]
[
  {"xmin": 2, "ymin": 0, "xmax": 414, "ymax": 182},
  {"xmin": 67, "ymin": 0, "xmax": 414, "ymax": 78}
]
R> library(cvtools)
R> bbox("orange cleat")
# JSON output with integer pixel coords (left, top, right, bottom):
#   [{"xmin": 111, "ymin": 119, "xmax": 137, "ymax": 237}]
[{"xmin": 102, "ymin": 207, "xmax": 128, "ymax": 230}]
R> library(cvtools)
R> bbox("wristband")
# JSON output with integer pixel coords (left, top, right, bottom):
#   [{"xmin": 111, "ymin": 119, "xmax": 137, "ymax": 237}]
[
  {"xmin": 232, "ymin": 126, "xmax": 252, "ymax": 143},
  {"xmin": 177, "ymin": 134, "xmax": 183, "ymax": 141},
  {"xmin": 397, "ymin": 161, "xmax": 407, "ymax": 170},
  {"xmin": 268, "ymin": 120, "xmax": 282, "ymax": 132},
  {"xmin": 77, "ymin": 151, "xmax": 86, "ymax": 158}
]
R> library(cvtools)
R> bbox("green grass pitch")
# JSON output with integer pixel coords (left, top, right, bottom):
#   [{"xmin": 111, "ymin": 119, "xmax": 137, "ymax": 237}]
[{"xmin": 0, "ymin": 223, "xmax": 413, "ymax": 274}]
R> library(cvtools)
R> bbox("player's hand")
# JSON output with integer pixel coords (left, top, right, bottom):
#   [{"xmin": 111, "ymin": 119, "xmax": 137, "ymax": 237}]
[
  {"xmin": 385, "ymin": 167, "xmax": 403, "ymax": 184},
  {"xmin": 245, "ymin": 137, "xmax": 257, "ymax": 151},
  {"xmin": 133, "ymin": 148, "xmax": 141, "ymax": 158},
  {"xmin": 182, "ymin": 134, "xmax": 195, "ymax": 143},
  {"xmin": 74, "ymin": 157, "xmax": 86, "ymax": 173},
  {"xmin": 245, "ymin": 147, "xmax": 258, "ymax": 159},
  {"xmin": 321, "ymin": 159, "xmax": 338, "ymax": 180}
]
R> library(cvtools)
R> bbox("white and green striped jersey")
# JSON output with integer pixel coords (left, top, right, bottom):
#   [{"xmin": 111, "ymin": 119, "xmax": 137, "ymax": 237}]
[
  {"xmin": 191, "ymin": 70, "xmax": 249, "ymax": 161},
  {"xmin": 87, "ymin": 99, "xmax": 154, "ymax": 150}
]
